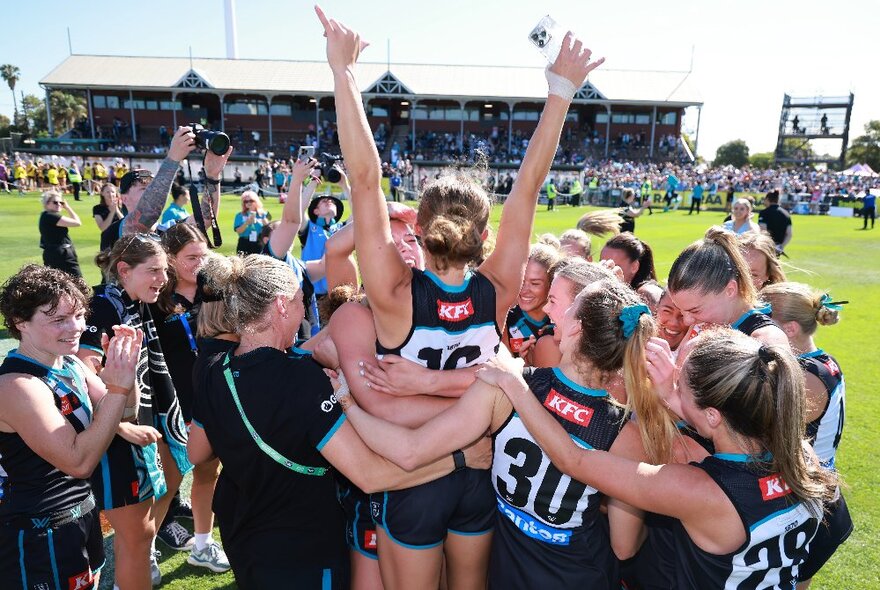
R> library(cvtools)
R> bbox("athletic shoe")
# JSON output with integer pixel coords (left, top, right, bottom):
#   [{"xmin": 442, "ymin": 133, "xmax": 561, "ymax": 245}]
[
  {"xmin": 150, "ymin": 550, "xmax": 162, "ymax": 586},
  {"xmin": 173, "ymin": 499, "xmax": 194, "ymax": 521},
  {"xmin": 157, "ymin": 521, "xmax": 195, "ymax": 551},
  {"xmin": 187, "ymin": 542, "xmax": 232, "ymax": 573}
]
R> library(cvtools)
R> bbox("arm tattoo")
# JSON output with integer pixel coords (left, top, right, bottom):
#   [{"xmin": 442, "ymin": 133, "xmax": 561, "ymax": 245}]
[
  {"xmin": 202, "ymin": 182, "xmax": 220, "ymax": 225},
  {"xmin": 124, "ymin": 158, "xmax": 179, "ymax": 234}
]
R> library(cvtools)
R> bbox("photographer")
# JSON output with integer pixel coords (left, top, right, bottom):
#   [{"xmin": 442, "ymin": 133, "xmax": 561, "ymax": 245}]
[
  {"xmin": 102, "ymin": 126, "xmax": 232, "ymax": 251},
  {"xmin": 38, "ymin": 190, "xmax": 83, "ymax": 277},
  {"xmin": 299, "ymin": 168, "xmax": 348, "ymax": 297}
]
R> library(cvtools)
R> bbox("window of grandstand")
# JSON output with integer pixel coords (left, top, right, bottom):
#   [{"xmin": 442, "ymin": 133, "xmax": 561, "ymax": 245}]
[
  {"xmin": 595, "ymin": 112, "xmax": 609, "ymax": 124},
  {"xmin": 159, "ymin": 100, "xmax": 182, "ymax": 111},
  {"xmin": 146, "ymin": 100, "xmax": 158, "ymax": 111},
  {"xmin": 224, "ymin": 99, "xmax": 268, "ymax": 115},
  {"xmin": 371, "ymin": 106, "xmax": 389, "ymax": 117},
  {"xmin": 92, "ymin": 95, "xmax": 106, "ymax": 108},
  {"xmin": 658, "ymin": 112, "xmax": 677, "ymax": 125},
  {"xmin": 123, "ymin": 99, "xmax": 146, "ymax": 110},
  {"xmin": 513, "ymin": 109, "xmax": 540, "ymax": 121},
  {"xmin": 106, "ymin": 96, "xmax": 119, "ymax": 109},
  {"xmin": 269, "ymin": 103, "xmax": 292, "ymax": 116}
]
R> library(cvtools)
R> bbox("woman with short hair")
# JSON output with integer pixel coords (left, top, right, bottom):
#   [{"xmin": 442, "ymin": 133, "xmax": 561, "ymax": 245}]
[
  {"xmin": 0, "ymin": 265, "xmax": 140, "ymax": 590},
  {"xmin": 38, "ymin": 190, "xmax": 82, "ymax": 277}
]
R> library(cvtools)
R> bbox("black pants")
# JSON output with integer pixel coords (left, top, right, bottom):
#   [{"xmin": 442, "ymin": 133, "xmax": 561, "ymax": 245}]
[
  {"xmin": 42, "ymin": 244, "xmax": 82, "ymax": 277},
  {"xmin": 863, "ymin": 206, "xmax": 875, "ymax": 228},
  {"xmin": 71, "ymin": 182, "xmax": 81, "ymax": 200},
  {"xmin": 547, "ymin": 198, "xmax": 555, "ymax": 211},
  {"xmin": 689, "ymin": 198, "xmax": 701, "ymax": 214}
]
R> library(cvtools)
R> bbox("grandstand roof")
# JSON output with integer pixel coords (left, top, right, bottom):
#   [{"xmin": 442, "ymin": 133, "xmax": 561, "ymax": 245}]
[{"xmin": 41, "ymin": 55, "xmax": 702, "ymax": 107}]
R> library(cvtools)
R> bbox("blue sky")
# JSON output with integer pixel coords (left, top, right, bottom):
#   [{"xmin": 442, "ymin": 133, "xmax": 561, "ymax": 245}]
[{"xmin": 1, "ymin": 0, "xmax": 876, "ymax": 159}]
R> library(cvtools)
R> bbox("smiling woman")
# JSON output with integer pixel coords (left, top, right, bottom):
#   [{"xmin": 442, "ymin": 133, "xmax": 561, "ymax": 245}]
[
  {"xmin": 0, "ymin": 265, "xmax": 140, "ymax": 590},
  {"xmin": 77, "ymin": 233, "xmax": 194, "ymax": 589}
]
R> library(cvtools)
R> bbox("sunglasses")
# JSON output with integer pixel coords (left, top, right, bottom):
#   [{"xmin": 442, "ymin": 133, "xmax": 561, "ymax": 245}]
[
  {"xmin": 48, "ymin": 200, "xmax": 63, "ymax": 205},
  {"xmin": 118, "ymin": 232, "xmax": 162, "ymax": 260}
]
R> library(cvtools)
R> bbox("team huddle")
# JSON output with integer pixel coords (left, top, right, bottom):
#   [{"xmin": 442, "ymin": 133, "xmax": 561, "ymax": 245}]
[{"xmin": 0, "ymin": 7, "xmax": 851, "ymax": 590}]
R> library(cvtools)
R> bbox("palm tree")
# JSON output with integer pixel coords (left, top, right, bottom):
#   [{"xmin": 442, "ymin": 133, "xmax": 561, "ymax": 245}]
[
  {"xmin": 0, "ymin": 64, "xmax": 21, "ymax": 117},
  {"xmin": 50, "ymin": 91, "xmax": 87, "ymax": 135}
]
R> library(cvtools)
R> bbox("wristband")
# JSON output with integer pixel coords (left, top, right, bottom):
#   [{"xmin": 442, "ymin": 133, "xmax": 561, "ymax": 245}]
[
  {"xmin": 104, "ymin": 383, "xmax": 131, "ymax": 395},
  {"xmin": 122, "ymin": 406, "xmax": 137, "ymax": 420},
  {"xmin": 545, "ymin": 66, "xmax": 578, "ymax": 101},
  {"xmin": 205, "ymin": 177, "xmax": 221, "ymax": 184},
  {"xmin": 452, "ymin": 449, "xmax": 466, "ymax": 471}
]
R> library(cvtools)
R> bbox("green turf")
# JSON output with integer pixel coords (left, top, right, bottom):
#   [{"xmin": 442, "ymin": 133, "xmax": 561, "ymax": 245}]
[{"xmin": 0, "ymin": 191, "xmax": 877, "ymax": 589}]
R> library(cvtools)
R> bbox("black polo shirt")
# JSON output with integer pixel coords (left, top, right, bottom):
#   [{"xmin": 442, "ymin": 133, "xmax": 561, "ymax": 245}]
[
  {"xmin": 191, "ymin": 347, "xmax": 347, "ymax": 563},
  {"xmin": 757, "ymin": 204, "xmax": 791, "ymax": 246}
]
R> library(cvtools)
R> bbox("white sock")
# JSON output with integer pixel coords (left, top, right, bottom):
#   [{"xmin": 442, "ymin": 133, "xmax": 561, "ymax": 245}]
[
  {"xmin": 194, "ymin": 532, "xmax": 213, "ymax": 551},
  {"xmin": 150, "ymin": 536, "xmax": 157, "ymax": 553}
]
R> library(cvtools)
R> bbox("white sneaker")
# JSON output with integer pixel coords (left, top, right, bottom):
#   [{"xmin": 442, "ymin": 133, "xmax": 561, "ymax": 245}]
[
  {"xmin": 187, "ymin": 542, "xmax": 232, "ymax": 573},
  {"xmin": 150, "ymin": 550, "xmax": 162, "ymax": 586}
]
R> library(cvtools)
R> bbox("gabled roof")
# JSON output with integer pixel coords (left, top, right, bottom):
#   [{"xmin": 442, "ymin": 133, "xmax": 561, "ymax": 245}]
[{"xmin": 41, "ymin": 55, "xmax": 702, "ymax": 106}]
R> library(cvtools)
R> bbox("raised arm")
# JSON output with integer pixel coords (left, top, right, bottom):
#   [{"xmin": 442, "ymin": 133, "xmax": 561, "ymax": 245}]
[
  {"xmin": 316, "ymin": 6, "xmax": 412, "ymax": 337},
  {"xmin": 56, "ymin": 199, "xmax": 82, "ymax": 228},
  {"xmin": 269, "ymin": 158, "xmax": 318, "ymax": 257},
  {"xmin": 125, "ymin": 126, "xmax": 196, "ymax": 234},
  {"xmin": 200, "ymin": 144, "xmax": 234, "ymax": 228},
  {"xmin": 479, "ymin": 36, "xmax": 604, "ymax": 310},
  {"xmin": 324, "ymin": 221, "xmax": 358, "ymax": 290}
]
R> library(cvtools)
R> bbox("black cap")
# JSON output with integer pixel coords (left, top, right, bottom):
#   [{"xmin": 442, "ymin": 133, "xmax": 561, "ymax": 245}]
[
  {"xmin": 119, "ymin": 169, "xmax": 153, "ymax": 194},
  {"xmin": 307, "ymin": 194, "xmax": 344, "ymax": 224}
]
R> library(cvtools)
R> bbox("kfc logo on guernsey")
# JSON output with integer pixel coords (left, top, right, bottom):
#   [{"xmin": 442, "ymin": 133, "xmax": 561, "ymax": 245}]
[
  {"xmin": 364, "ymin": 530, "xmax": 377, "ymax": 550},
  {"xmin": 825, "ymin": 358, "xmax": 841, "ymax": 376},
  {"xmin": 543, "ymin": 389, "xmax": 594, "ymax": 427},
  {"xmin": 437, "ymin": 298, "xmax": 474, "ymax": 322},
  {"xmin": 68, "ymin": 569, "xmax": 94, "ymax": 590},
  {"xmin": 759, "ymin": 474, "xmax": 792, "ymax": 501}
]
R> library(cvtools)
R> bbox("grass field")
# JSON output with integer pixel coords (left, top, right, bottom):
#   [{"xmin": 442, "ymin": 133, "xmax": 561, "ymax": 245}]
[{"xmin": 0, "ymin": 190, "xmax": 877, "ymax": 588}]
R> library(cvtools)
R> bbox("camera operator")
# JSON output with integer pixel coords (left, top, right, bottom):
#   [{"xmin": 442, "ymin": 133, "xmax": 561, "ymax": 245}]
[
  {"xmin": 100, "ymin": 126, "xmax": 233, "ymax": 252},
  {"xmin": 299, "ymin": 163, "xmax": 348, "ymax": 297}
]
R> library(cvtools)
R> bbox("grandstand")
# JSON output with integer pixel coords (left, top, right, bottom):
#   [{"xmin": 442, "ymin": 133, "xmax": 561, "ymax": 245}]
[{"xmin": 39, "ymin": 54, "xmax": 702, "ymax": 164}]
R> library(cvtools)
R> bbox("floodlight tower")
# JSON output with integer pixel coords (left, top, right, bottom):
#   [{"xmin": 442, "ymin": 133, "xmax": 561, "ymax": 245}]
[{"xmin": 225, "ymin": 0, "xmax": 238, "ymax": 59}]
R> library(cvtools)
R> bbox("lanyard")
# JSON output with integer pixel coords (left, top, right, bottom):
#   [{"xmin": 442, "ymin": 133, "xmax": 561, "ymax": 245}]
[
  {"xmin": 169, "ymin": 311, "xmax": 198, "ymax": 353},
  {"xmin": 221, "ymin": 353, "xmax": 328, "ymax": 476}
]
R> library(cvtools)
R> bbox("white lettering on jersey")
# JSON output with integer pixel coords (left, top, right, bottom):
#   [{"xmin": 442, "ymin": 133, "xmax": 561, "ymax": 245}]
[
  {"xmin": 725, "ymin": 503, "xmax": 817, "ymax": 589},
  {"xmin": 437, "ymin": 298, "xmax": 474, "ymax": 322},
  {"xmin": 493, "ymin": 415, "xmax": 597, "ymax": 533}
]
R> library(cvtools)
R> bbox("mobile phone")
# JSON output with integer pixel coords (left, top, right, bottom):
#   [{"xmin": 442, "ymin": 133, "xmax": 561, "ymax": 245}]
[
  {"xmin": 528, "ymin": 15, "xmax": 564, "ymax": 64},
  {"xmin": 298, "ymin": 145, "xmax": 316, "ymax": 162}
]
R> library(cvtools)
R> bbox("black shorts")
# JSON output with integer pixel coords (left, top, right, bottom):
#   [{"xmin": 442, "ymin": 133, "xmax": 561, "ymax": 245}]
[
  {"xmin": 371, "ymin": 468, "xmax": 494, "ymax": 549},
  {"xmin": 798, "ymin": 493, "xmax": 853, "ymax": 581},
  {"xmin": 339, "ymin": 482, "xmax": 378, "ymax": 559},
  {"xmin": 0, "ymin": 505, "xmax": 104, "ymax": 590},
  {"xmin": 488, "ymin": 512, "xmax": 617, "ymax": 590},
  {"xmin": 224, "ymin": 528, "xmax": 348, "ymax": 590},
  {"xmin": 91, "ymin": 434, "xmax": 164, "ymax": 510}
]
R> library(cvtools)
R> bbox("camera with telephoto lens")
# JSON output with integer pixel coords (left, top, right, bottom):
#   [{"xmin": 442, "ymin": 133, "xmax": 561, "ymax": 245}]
[
  {"xmin": 317, "ymin": 153, "xmax": 344, "ymax": 184},
  {"xmin": 188, "ymin": 123, "xmax": 230, "ymax": 156}
]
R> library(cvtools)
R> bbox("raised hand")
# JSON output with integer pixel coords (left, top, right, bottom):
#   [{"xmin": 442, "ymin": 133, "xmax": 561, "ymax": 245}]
[
  {"xmin": 548, "ymin": 32, "xmax": 605, "ymax": 92},
  {"xmin": 167, "ymin": 126, "xmax": 197, "ymax": 163},
  {"xmin": 100, "ymin": 326, "xmax": 143, "ymax": 392},
  {"xmin": 315, "ymin": 5, "xmax": 370, "ymax": 73},
  {"xmin": 291, "ymin": 157, "xmax": 319, "ymax": 184},
  {"xmin": 204, "ymin": 145, "xmax": 234, "ymax": 180}
]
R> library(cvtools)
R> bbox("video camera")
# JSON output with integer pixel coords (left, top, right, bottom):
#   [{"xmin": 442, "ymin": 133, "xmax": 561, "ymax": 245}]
[
  {"xmin": 187, "ymin": 123, "xmax": 230, "ymax": 156},
  {"xmin": 317, "ymin": 153, "xmax": 344, "ymax": 184}
]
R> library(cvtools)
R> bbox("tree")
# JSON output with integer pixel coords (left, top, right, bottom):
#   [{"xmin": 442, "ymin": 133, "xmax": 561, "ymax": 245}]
[
  {"xmin": 49, "ymin": 91, "xmax": 87, "ymax": 135},
  {"xmin": 20, "ymin": 94, "xmax": 47, "ymax": 134},
  {"xmin": 749, "ymin": 152, "xmax": 774, "ymax": 169},
  {"xmin": 846, "ymin": 120, "xmax": 880, "ymax": 172},
  {"xmin": 0, "ymin": 113, "xmax": 10, "ymax": 137},
  {"xmin": 0, "ymin": 64, "xmax": 20, "ymax": 118},
  {"xmin": 713, "ymin": 139, "xmax": 750, "ymax": 168}
]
